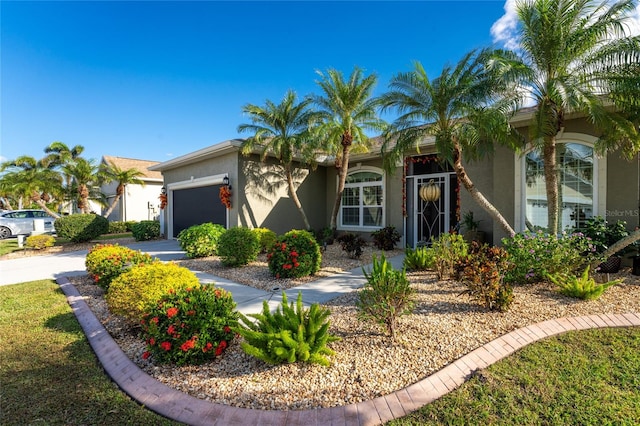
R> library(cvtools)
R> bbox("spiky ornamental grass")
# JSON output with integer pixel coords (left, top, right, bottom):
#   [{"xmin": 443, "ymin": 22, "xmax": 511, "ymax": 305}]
[{"xmin": 234, "ymin": 292, "xmax": 340, "ymax": 367}]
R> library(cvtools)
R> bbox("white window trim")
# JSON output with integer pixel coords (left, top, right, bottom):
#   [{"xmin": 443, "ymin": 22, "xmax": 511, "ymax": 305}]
[
  {"xmin": 337, "ymin": 165, "xmax": 386, "ymax": 231},
  {"xmin": 514, "ymin": 133, "xmax": 606, "ymax": 232}
]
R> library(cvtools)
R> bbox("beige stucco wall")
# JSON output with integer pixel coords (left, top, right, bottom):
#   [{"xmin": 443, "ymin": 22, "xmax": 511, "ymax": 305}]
[{"xmin": 606, "ymin": 152, "xmax": 640, "ymax": 232}]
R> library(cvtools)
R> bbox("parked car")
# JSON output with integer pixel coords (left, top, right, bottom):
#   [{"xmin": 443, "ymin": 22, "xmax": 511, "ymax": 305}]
[{"xmin": 0, "ymin": 209, "xmax": 56, "ymax": 239}]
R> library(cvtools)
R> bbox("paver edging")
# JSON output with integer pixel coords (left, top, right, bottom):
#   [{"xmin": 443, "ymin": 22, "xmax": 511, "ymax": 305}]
[{"xmin": 57, "ymin": 276, "xmax": 639, "ymax": 426}]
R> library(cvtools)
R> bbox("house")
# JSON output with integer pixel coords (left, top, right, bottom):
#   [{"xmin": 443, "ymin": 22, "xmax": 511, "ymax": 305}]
[
  {"xmin": 149, "ymin": 111, "xmax": 639, "ymax": 247},
  {"xmin": 100, "ymin": 156, "xmax": 164, "ymax": 222}
]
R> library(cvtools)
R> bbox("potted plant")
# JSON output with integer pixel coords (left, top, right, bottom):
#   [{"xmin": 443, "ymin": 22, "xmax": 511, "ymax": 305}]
[{"xmin": 461, "ymin": 211, "xmax": 484, "ymax": 244}]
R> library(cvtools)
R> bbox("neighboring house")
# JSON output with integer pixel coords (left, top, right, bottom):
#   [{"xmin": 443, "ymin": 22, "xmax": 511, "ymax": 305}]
[
  {"xmin": 99, "ymin": 156, "xmax": 164, "ymax": 222},
  {"xmin": 150, "ymin": 112, "xmax": 639, "ymax": 246}
]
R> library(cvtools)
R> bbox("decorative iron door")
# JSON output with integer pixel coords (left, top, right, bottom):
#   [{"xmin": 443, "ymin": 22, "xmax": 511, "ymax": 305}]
[{"xmin": 407, "ymin": 173, "xmax": 452, "ymax": 247}]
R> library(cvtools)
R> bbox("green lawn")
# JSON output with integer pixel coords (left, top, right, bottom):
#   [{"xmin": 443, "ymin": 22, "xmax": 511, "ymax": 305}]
[
  {"xmin": 388, "ymin": 327, "xmax": 640, "ymax": 425},
  {"xmin": 0, "ymin": 280, "xmax": 177, "ymax": 425}
]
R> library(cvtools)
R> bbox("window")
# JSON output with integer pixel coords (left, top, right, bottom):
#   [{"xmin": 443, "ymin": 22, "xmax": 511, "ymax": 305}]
[
  {"xmin": 524, "ymin": 142, "xmax": 595, "ymax": 231},
  {"xmin": 340, "ymin": 169, "xmax": 384, "ymax": 229}
]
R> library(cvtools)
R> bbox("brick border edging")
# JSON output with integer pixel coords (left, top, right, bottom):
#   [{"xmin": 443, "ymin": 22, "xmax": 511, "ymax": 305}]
[{"xmin": 57, "ymin": 277, "xmax": 640, "ymax": 426}]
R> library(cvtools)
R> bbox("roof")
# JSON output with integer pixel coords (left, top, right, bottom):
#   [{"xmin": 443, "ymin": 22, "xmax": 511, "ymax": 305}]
[
  {"xmin": 102, "ymin": 156, "xmax": 163, "ymax": 181},
  {"xmin": 148, "ymin": 140, "xmax": 244, "ymax": 172}
]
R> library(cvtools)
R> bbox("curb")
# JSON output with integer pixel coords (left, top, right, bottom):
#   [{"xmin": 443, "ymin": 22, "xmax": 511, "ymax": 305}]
[{"xmin": 57, "ymin": 276, "xmax": 640, "ymax": 425}]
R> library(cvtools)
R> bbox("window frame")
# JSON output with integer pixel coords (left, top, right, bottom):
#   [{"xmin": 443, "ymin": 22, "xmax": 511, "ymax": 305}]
[
  {"xmin": 337, "ymin": 166, "xmax": 385, "ymax": 231},
  {"xmin": 514, "ymin": 133, "xmax": 606, "ymax": 232}
]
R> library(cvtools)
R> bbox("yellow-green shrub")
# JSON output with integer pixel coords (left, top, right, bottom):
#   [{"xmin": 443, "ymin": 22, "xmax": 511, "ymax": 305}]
[
  {"xmin": 85, "ymin": 244, "xmax": 154, "ymax": 290},
  {"xmin": 253, "ymin": 227, "xmax": 277, "ymax": 253},
  {"xmin": 106, "ymin": 262, "xmax": 200, "ymax": 324},
  {"xmin": 25, "ymin": 234, "xmax": 55, "ymax": 250}
]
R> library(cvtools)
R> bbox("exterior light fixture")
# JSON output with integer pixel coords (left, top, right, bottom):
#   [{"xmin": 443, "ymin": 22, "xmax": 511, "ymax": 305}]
[
  {"xmin": 222, "ymin": 176, "xmax": 231, "ymax": 189},
  {"xmin": 161, "ymin": 186, "xmax": 167, "ymax": 195}
]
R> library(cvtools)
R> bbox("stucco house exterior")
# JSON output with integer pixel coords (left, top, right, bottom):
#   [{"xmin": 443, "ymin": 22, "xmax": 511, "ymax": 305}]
[
  {"xmin": 100, "ymin": 156, "xmax": 164, "ymax": 222},
  {"xmin": 149, "ymin": 111, "xmax": 639, "ymax": 247}
]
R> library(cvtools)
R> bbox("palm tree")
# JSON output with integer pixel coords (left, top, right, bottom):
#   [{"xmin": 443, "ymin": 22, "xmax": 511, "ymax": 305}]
[
  {"xmin": 379, "ymin": 50, "xmax": 520, "ymax": 237},
  {"xmin": 491, "ymin": 0, "xmax": 640, "ymax": 234},
  {"xmin": 42, "ymin": 141, "xmax": 85, "ymax": 214},
  {"xmin": 100, "ymin": 163, "xmax": 146, "ymax": 219},
  {"xmin": 63, "ymin": 158, "xmax": 104, "ymax": 214},
  {"xmin": 311, "ymin": 67, "xmax": 387, "ymax": 231},
  {"xmin": 0, "ymin": 156, "xmax": 63, "ymax": 217},
  {"xmin": 238, "ymin": 90, "xmax": 320, "ymax": 230}
]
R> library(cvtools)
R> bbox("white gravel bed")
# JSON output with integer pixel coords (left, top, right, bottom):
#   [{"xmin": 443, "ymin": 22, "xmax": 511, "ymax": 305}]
[{"xmin": 69, "ymin": 248, "xmax": 640, "ymax": 411}]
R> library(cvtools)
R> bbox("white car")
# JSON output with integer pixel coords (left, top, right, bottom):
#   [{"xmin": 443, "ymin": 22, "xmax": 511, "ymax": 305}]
[{"xmin": 0, "ymin": 209, "xmax": 56, "ymax": 239}]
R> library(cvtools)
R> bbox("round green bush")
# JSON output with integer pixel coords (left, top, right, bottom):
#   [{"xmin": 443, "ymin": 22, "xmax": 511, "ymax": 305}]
[
  {"xmin": 253, "ymin": 227, "xmax": 277, "ymax": 253},
  {"xmin": 177, "ymin": 223, "xmax": 226, "ymax": 258},
  {"xmin": 131, "ymin": 220, "xmax": 160, "ymax": 241},
  {"xmin": 141, "ymin": 286, "xmax": 238, "ymax": 365},
  {"xmin": 105, "ymin": 262, "xmax": 200, "ymax": 324},
  {"xmin": 267, "ymin": 230, "xmax": 322, "ymax": 279},
  {"xmin": 217, "ymin": 227, "xmax": 260, "ymax": 266},
  {"xmin": 107, "ymin": 221, "xmax": 128, "ymax": 234},
  {"xmin": 54, "ymin": 214, "xmax": 109, "ymax": 242},
  {"xmin": 85, "ymin": 244, "xmax": 154, "ymax": 290}
]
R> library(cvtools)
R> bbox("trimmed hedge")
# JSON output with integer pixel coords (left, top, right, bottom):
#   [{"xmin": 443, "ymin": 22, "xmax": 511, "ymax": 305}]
[{"xmin": 54, "ymin": 214, "xmax": 109, "ymax": 242}]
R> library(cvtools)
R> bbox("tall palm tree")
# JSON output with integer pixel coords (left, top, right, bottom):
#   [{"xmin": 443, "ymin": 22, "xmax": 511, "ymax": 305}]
[
  {"xmin": 63, "ymin": 158, "xmax": 104, "ymax": 214},
  {"xmin": 100, "ymin": 163, "xmax": 146, "ymax": 219},
  {"xmin": 491, "ymin": 0, "xmax": 640, "ymax": 234},
  {"xmin": 42, "ymin": 141, "xmax": 85, "ymax": 214},
  {"xmin": 379, "ymin": 50, "xmax": 520, "ymax": 237},
  {"xmin": 238, "ymin": 90, "xmax": 320, "ymax": 230},
  {"xmin": 0, "ymin": 156, "xmax": 63, "ymax": 217},
  {"xmin": 311, "ymin": 67, "xmax": 387, "ymax": 231}
]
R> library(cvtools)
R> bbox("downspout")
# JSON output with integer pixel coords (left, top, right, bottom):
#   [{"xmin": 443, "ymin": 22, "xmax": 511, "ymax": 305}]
[{"xmin": 122, "ymin": 188, "xmax": 127, "ymax": 222}]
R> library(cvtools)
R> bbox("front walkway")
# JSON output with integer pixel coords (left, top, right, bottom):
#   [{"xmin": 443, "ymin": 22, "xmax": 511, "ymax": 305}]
[{"xmin": 52, "ymin": 241, "xmax": 640, "ymax": 425}]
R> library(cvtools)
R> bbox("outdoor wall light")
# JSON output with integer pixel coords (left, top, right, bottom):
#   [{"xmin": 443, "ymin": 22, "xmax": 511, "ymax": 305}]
[
  {"xmin": 222, "ymin": 176, "xmax": 232, "ymax": 189},
  {"xmin": 161, "ymin": 186, "xmax": 167, "ymax": 195}
]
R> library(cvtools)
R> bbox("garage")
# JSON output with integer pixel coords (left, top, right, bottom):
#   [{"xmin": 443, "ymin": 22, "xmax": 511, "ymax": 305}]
[{"xmin": 171, "ymin": 184, "xmax": 227, "ymax": 237}]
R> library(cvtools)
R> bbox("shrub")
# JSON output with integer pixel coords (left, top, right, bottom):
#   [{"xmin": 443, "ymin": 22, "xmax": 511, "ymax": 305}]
[
  {"xmin": 267, "ymin": 230, "xmax": 321, "ymax": 278},
  {"xmin": 177, "ymin": 223, "xmax": 226, "ymax": 258},
  {"xmin": 25, "ymin": 234, "xmax": 55, "ymax": 250},
  {"xmin": 431, "ymin": 233, "xmax": 468, "ymax": 280},
  {"xmin": 502, "ymin": 231, "xmax": 599, "ymax": 284},
  {"xmin": 124, "ymin": 221, "xmax": 138, "ymax": 232},
  {"xmin": 371, "ymin": 226, "xmax": 401, "ymax": 250},
  {"xmin": 314, "ymin": 227, "xmax": 335, "ymax": 245},
  {"xmin": 252, "ymin": 227, "xmax": 277, "ymax": 253},
  {"xmin": 546, "ymin": 265, "xmax": 622, "ymax": 301},
  {"xmin": 457, "ymin": 243, "xmax": 514, "ymax": 312},
  {"xmin": 577, "ymin": 217, "xmax": 634, "ymax": 256},
  {"xmin": 217, "ymin": 227, "xmax": 260, "ymax": 266},
  {"xmin": 336, "ymin": 232, "xmax": 367, "ymax": 259},
  {"xmin": 108, "ymin": 221, "xmax": 128, "ymax": 234},
  {"xmin": 358, "ymin": 254, "xmax": 415, "ymax": 341},
  {"xmin": 54, "ymin": 214, "xmax": 109, "ymax": 242},
  {"xmin": 131, "ymin": 220, "xmax": 160, "ymax": 241},
  {"xmin": 403, "ymin": 246, "xmax": 436, "ymax": 271},
  {"xmin": 85, "ymin": 244, "xmax": 154, "ymax": 290},
  {"xmin": 140, "ymin": 286, "xmax": 238, "ymax": 365},
  {"xmin": 106, "ymin": 262, "xmax": 200, "ymax": 324},
  {"xmin": 234, "ymin": 292, "xmax": 340, "ymax": 366}
]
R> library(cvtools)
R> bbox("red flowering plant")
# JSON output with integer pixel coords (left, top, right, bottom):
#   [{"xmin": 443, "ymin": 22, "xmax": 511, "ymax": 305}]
[
  {"xmin": 267, "ymin": 230, "xmax": 322, "ymax": 279},
  {"xmin": 219, "ymin": 186, "xmax": 232, "ymax": 209},
  {"xmin": 85, "ymin": 244, "xmax": 154, "ymax": 290},
  {"xmin": 140, "ymin": 286, "xmax": 238, "ymax": 365}
]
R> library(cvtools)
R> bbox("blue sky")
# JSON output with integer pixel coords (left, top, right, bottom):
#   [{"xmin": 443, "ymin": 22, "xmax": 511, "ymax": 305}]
[{"xmin": 2, "ymin": 1, "xmax": 637, "ymax": 165}]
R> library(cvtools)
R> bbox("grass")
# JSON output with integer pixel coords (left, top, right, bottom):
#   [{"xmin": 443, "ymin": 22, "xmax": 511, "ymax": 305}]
[
  {"xmin": 0, "ymin": 280, "xmax": 177, "ymax": 425},
  {"xmin": 388, "ymin": 327, "xmax": 640, "ymax": 425}
]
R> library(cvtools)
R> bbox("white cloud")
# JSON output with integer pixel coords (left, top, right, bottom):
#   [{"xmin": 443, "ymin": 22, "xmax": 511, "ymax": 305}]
[{"xmin": 491, "ymin": 0, "xmax": 520, "ymax": 49}]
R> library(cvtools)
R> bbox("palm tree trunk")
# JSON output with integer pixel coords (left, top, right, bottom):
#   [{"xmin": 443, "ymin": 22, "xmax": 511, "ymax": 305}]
[
  {"xmin": 590, "ymin": 229, "xmax": 640, "ymax": 270},
  {"xmin": 543, "ymin": 137, "xmax": 559, "ymax": 234},
  {"xmin": 285, "ymin": 169, "xmax": 311, "ymax": 230},
  {"xmin": 102, "ymin": 194, "xmax": 121, "ymax": 219},
  {"xmin": 35, "ymin": 200, "xmax": 61, "ymax": 218},
  {"xmin": 452, "ymin": 140, "xmax": 515, "ymax": 237},
  {"xmin": 330, "ymin": 136, "xmax": 352, "ymax": 230}
]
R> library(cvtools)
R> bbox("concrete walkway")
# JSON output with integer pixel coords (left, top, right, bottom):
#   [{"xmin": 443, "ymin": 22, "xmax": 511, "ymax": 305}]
[{"xmin": 3, "ymin": 240, "xmax": 640, "ymax": 425}]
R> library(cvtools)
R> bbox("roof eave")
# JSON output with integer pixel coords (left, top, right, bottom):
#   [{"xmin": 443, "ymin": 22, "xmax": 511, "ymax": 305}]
[{"xmin": 149, "ymin": 140, "xmax": 244, "ymax": 171}]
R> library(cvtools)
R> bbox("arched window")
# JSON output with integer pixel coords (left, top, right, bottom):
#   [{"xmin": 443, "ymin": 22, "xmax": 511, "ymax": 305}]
[
  {"xmin": 339, "ymin": 168, "xmax": 384, "ymax": 229},
  {"xmin": 519, "ymin": 135, "xmax": 604, "ymax": 231}
]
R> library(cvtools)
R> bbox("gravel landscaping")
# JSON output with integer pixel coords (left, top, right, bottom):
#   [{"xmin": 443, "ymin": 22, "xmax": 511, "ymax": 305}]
[{"xmin": 67, "ymin": 242, "xmax": 640, "ymax": 411}]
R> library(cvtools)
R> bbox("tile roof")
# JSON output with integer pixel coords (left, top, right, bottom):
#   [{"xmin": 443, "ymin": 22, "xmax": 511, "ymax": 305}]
[{"xmin": 101, "ymin": 156, "xmax": 163, "ymax": 181}]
